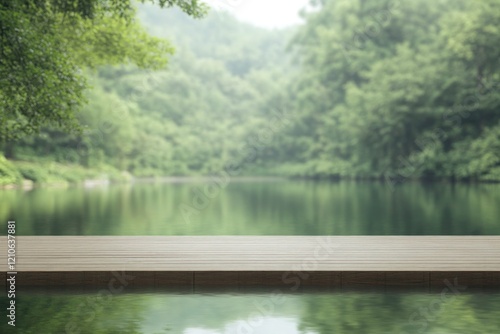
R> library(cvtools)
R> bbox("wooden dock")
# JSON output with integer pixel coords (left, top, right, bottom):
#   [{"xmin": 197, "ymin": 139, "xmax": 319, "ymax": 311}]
[{"xmin": 1, "ymin": 236, "xmax": 499, "ymax": 288}]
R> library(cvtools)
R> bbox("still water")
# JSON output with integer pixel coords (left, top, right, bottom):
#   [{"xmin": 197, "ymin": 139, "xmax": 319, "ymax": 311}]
[
  {"xmin": 2, "ymin": 288, "xmax": 499, "ymax": 333},
  {"xmin": 1, "ymin": 179, "xmax": 499, "ymax": 235}
]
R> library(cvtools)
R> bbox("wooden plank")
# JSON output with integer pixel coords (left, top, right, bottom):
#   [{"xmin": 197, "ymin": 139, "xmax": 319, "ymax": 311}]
[
  {"xmin": 1, "ymin": 236, "xmax": 499, "ymax": 272},
  {"xmin": 342, "ymin": 271, "xmax": 386, "ymax": 288},
  {"xmin": 4, "ymin": 271, "xmax": 500, "ymax": 288}
]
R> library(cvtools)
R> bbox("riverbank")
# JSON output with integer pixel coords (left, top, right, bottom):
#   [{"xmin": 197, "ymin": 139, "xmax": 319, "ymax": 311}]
[
  {"xmin": 0, "ymin": 156, "xmax": 132, "ymax": 189},
  {"xmin": 2, "ymin": 155, "xmax": 499, "ymax": 190},
  {"xmin": 0, "ymin": 157, "xmax": 286, "ymax": 190}
]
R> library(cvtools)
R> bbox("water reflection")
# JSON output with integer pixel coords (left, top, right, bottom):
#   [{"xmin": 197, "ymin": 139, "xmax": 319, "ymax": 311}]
[
  {"xmin": 186, "ymin": 317, "xmax": 307, "ymax": 334},
  {"xmin": 1, "ymin": 180, "xmax": 499, "ymax": 235},
  {"xmin": 2, "ymin": 289, "xmax": 499, "ymax": 333}
]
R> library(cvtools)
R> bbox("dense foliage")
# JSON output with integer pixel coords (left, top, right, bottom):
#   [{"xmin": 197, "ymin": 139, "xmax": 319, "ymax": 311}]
[
  {"xmin": 3, "ymin": 5, "xmax": 294, "ymax": 181},
  {"xmin": 0, "ymin": 0, "xmax": 206, "ymax": 138},
  {"xmin": 1, "ymin": 0, "xmax": 499, "ymax": 185},
  {"xmin": 279, "ymin": 0, "xmax": 500, "ymax": 182}
]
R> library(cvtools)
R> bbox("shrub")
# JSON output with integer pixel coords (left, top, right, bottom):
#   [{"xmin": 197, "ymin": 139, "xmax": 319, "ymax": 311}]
[{"xmin": 0, "ymin": 155, "xmax": 22, "ymax": 186}]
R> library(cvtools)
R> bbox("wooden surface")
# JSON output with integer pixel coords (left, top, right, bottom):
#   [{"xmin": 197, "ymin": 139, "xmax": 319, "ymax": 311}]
[
  {"xmin": 2, "ymin": 271, "xmax": 499, "ymax": 289},
  {"xmin": 1, "ymin": 236, "xmax": 499, "ymax": 272}
]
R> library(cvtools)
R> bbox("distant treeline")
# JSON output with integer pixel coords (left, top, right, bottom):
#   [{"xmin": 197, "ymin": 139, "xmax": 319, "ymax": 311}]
[{"xmin": 1, "ymin": 0, "xmax": 499, "ymax": 185}]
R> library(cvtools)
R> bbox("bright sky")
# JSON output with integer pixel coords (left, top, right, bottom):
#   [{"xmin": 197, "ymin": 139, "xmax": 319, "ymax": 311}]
[{"xmin": 204, "ymin": 0, "xmax": 311, "ymax": 29}]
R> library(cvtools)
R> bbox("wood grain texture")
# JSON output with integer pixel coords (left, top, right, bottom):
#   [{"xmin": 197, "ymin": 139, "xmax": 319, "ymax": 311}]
[{"xmin": 1, "ymin": 236, "xmax": 499, "ymax": 272}]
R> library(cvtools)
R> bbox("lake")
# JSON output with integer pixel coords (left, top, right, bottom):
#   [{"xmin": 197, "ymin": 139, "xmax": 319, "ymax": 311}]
[
  {"xmin": 2, "ymin": 288, "xmax": 499, "ymax": 333},
  {"xmin": 1, "ymin": 179, "xmax": 499, "ymax": 235}
]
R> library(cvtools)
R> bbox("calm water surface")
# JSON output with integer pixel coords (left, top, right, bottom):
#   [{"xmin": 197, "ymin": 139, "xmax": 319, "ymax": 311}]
[
  {"xmin": 1, "ymin": 179, "xmax": 499, "ymax": 235},
  {"xmin": 2, "ymin": 288, "xmax": 499, "ymax": 333}
]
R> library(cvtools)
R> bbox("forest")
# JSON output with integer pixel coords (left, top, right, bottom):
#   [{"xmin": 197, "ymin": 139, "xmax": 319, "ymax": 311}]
[{"xmin": 1, "ymin": 0, "xmax": 500, "ymax": 186}]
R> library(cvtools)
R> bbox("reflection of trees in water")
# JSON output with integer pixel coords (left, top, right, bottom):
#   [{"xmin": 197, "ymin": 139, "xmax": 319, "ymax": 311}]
[
  {"xmin": 0, "ymin": 293, "xmax": 146, "ymax": 334},
  {"xmin": 297, "ymin": 293, "xmax": 405, "ymax": 333},
  {"xmin": 1, "ymin": 293, "xmax": 302, "ymax": 333},
  {"xmin": 141, "ymin": 294, "xmax": 302, "ymax": 332},
  {"xmin": 1, "ymin": 291, "xmax": 499, "ymax": 333},
  {"xmin": 1, "ymin": 182, "xmax": 500, "ymax": 236},
  {"xmin": 297, "ymin": 292, "xmax": 500, "ymax": 334}
]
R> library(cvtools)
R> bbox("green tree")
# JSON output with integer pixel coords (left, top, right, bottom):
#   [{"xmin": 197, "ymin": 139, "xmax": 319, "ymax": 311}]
[{"xmin": 0, "ymin": 0, "xmax": 207, "ymax": 139}]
